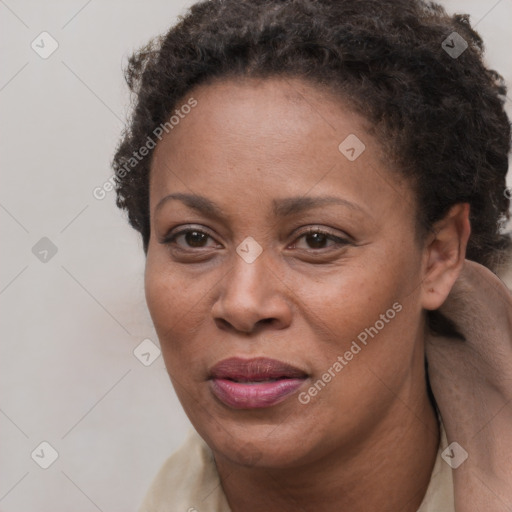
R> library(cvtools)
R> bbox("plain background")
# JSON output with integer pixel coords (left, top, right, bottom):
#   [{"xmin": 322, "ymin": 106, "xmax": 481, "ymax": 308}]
[{"xmin": 0, "ymin": 0, "xmax": 511, "ymax": 510}]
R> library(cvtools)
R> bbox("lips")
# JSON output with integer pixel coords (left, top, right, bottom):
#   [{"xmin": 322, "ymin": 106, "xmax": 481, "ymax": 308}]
[{"xmin": 209, "ymin": 357, "xmax": 308, "ymax": 409}]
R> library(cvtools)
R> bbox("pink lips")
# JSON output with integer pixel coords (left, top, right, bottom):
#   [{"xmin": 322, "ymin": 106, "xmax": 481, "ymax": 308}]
[{"xmin": 209, "ymin": 357, "xmax": 308, "ymax": 409}]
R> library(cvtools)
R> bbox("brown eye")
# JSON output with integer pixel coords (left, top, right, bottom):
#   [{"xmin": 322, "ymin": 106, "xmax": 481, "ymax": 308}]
[
  {"xmin": 161, "ymin": 227, "xmax": 219, "ymax": 249},
  {"xmin": 182, "ymin": 230, "xmax": 209, "ymax": 247},
  {"xmin": 292, "ymin": 228, "xmax": 350, "ymax": 251},
  {"xmin": 304, "ymin": 232, "xmax": 329, "ymax": 249}
]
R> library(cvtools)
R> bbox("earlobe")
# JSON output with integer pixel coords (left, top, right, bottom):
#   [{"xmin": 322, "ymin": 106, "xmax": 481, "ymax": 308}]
[{"xmin": 421, "ymin": 203, "xmax": 471, "ymax": 311}]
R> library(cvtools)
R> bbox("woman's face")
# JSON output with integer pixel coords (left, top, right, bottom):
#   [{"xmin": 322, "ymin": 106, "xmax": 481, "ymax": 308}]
[{"xmin": 145, "ymin": 77, "xmax": 432, "ymax": 468}]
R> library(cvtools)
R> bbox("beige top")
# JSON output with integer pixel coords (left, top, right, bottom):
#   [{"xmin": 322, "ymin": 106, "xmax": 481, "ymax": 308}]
[{"xmin": 139, "ymin": 421, "xmax": 454, "ymax": 512}]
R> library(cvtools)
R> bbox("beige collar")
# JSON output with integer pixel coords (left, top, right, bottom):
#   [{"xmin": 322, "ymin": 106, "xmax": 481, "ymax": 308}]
[{"xmin": 139, "ymin": 419, "xmax": 455, "ymax": 511}]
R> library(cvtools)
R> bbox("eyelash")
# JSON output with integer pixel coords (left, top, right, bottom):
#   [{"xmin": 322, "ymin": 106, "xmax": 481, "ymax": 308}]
[{"xmin": 161, "ymin": 226, "xmax": 351, "ymax": 252}]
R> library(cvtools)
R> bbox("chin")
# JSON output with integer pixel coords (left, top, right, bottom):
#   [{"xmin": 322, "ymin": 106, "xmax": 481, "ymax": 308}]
[{"xmin": 198, "ymin": 418, "xmax": 316, "ymax": 469}]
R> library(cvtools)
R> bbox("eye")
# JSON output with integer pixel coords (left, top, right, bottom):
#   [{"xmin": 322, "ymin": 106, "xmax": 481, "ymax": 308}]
[
  {"xmin": 290, "ymin": 227, "xmax": 350, "ymax": 250},
  {"xmin": 161, "ymin": 227, "xmax": 219, "ymax": 250},
  {"xmin": 160, "ymin": 226, "xmax": 351, "ymax": 253}
]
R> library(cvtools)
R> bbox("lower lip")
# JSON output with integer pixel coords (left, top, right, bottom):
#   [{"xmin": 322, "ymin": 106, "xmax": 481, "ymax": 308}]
[{"xmin": 210, "ymin": 378, "xmax": 306, "ymax": 409}]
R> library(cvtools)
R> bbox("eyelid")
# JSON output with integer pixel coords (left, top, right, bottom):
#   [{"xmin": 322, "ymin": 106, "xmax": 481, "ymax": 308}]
[
  {"xmin": 289, "ymin": 226, "xmax": 352, "ymax": 247},
  {"xmin": 295, "ymin": 226, "xmax": 349, "ymax": 238},
  {"xmin": 159, "ymin": 225, "xmax": 219, "ymax": 246},
  {"xmin": 159, "ymin": 223, "xmax": 352, "ymax": 254}
]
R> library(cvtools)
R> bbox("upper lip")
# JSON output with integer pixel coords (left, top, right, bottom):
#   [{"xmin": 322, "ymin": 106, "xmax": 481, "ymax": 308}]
[{"xmin": 209, "ymin": 357, "xmax": 308, "ymax": 382}]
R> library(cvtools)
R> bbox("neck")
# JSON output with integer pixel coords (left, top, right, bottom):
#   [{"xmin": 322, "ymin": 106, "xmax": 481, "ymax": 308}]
[{"xmin": 214, "ymin": 383, "xmax": 439, "ymax": 512}]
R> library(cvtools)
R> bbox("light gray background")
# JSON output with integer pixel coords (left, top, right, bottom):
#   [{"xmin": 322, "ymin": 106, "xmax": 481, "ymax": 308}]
[{"xmin": 1, "ymin": 0, "xmax": 511, "ymax": 510}]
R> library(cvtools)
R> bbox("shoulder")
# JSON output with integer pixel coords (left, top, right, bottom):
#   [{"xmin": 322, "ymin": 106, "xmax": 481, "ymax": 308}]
[{"xmin": 138, "ymin": 428, "xmax": 231, "ymax": 512}]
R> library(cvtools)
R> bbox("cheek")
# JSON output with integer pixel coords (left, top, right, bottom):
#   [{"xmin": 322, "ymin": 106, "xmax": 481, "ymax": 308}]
[
  {"xmin": 145, "ymin": 251, "xmax": 186, "ymax": 349},
  {"xmin": 145, "ymin": 259, "xmax": 176, "ymax": 333},
  {"xmin": 144, "ymin": 250, "xmax": 218, "ymax": 363},
  {"xmin": 145, "ymin": 245, "xmax": 201, "ymax": 319},
  {"xmin": 295, "ymin": 279, "xmax": 423, "ymax": 434},
  {"xmin": 298, "ymin": 263, "xmax": 397, "ymax": 336},
  {"xmin": 294, "ymin": 246, "xmax": 424, "ymax": 374}
]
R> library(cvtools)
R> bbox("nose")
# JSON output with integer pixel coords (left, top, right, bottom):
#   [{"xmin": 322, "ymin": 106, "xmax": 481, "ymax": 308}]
[{"xmin": 211, "ymin": 252, "xmax": 293, "ymax": 335}]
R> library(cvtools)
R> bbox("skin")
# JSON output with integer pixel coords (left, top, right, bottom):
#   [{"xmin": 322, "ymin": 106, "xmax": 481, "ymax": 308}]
[{"xmin": 145, "ymin": 77, "xmax": 470, "ymax": 511}]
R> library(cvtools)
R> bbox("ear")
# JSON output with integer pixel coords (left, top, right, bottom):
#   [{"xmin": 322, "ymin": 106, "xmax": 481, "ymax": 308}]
[{"xmin": 421, "ymin": 203, "xmax": 471, "ymax": 311}]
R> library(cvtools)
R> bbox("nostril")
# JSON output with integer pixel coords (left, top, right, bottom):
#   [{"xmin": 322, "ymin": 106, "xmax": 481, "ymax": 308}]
[{"xmin": 214, "ymin": 318, "xmax": 231, "ymax": 330}]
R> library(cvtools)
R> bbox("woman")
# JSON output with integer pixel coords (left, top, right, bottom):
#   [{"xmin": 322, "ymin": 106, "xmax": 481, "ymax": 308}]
[{"xmin": 112, "ymin": 0, "xmax": 512, "ymax": 510}]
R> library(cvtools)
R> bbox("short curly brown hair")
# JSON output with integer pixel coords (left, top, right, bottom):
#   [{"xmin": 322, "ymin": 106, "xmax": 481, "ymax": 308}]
[{"xmin": 112, "ymin": 0, "xmax": 511, "ymax": 276}]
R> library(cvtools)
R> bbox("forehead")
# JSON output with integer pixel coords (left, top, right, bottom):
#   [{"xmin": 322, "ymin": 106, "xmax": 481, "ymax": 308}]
[
  {"xmin": 154, "ymin": 76, "xmax": 368, "ymax": 150},
  {"xmin": 148, "ymin": 76, "xmax": 413, "ymax": 220}
]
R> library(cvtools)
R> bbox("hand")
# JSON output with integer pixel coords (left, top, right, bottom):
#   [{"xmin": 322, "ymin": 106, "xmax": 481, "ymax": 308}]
[{"xmin": 425, "ymin": 259, "xmax": 512, "ymax": 511}]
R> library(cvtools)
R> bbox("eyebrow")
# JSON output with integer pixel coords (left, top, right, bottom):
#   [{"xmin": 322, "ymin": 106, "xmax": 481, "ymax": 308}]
[
  {"xmin": 155, "ymin": 193, "xmax": 226, "ymax": 219},
  {"xmin": 155, "ymin": 193, "xmax": 365, "ymax": 218},
  {"xmin": 272, "ymin": 195, "xmax": 365, "ymax": 217}
]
